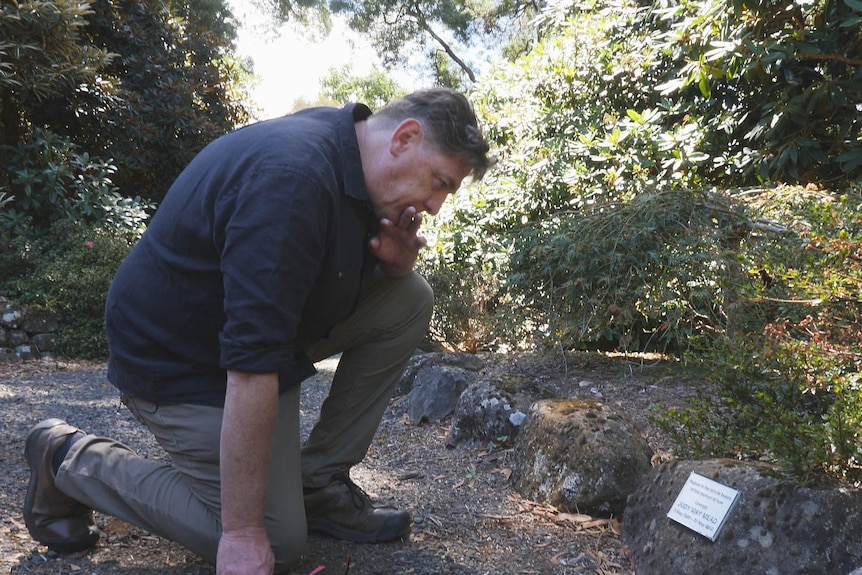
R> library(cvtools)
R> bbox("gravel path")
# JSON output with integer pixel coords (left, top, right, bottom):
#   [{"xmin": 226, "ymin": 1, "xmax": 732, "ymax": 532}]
[{"xmin": 0, "ymin": 356, "xmax": 641, "ymax": 575}]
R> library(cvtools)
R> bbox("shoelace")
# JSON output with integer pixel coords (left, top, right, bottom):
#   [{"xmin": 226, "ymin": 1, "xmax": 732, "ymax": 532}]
[{"xmin": 331, "ymin": 472, "xmax": 370, "ymax": 510}]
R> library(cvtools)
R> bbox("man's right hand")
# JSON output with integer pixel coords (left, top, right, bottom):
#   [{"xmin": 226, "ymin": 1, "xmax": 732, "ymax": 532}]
[
  {"xmin": 216, "ymin": 527, "xmax": 274, "ymax": 575},
  {"xmin": 218, "ymin": 371, "xmax": 279, "ymax": 574}
]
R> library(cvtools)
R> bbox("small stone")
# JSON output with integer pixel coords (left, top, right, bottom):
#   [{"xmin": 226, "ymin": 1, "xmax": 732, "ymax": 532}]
[
  {"xmin": 1, "ymin": 310, "xmax": 22, "ymax": 328},
  {"xmin": 508, "ymin": 410, "xmax": 527, "ymax": 426}
]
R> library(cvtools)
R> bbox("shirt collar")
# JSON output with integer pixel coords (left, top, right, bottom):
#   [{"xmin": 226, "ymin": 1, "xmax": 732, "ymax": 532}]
[{"xmin": 340, "ymin": 103, "xmax": 372, "ymax": 202}]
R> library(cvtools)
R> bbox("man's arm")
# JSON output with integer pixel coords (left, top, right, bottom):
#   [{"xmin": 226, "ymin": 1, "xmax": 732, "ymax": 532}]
[{"xmin": 216, "ymin": 370, "xmax": 278, "ymax": 575}]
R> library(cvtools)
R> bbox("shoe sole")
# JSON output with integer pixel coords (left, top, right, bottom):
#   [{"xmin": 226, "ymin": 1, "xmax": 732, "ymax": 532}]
[
  {"xmin": 23, "ymin": 418, "xmax": 99, "ymax": 553},
  {"xmin": 307, "ymin": 514, "xmax": 410, "ymax": 543}
]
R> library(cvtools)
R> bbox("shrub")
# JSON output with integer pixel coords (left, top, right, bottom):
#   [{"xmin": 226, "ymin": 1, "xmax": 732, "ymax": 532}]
[
  {"xmin": 653, "ymin": 188, "xmax": 862, "ymax": 485},
  {"xmin": 505, "ymin": 188, "xmax": 755, "ymax": 352},
  {"xmin": 418, "ymin": 186, "xmax": 523, "ymax": 352},
  {"xmin": 419, "ymin": 256, "xmax": 506, "ymax": 353},
  {"xmin": 0, "ymin": 221, "xmax": 134, "ymax": 360},
  {"xmin": 0, "ymin": 127, "xmax": 147, "ymax": 360},
  {"xmin": 0, "ymin": 129, "xmax": 152, "ymax": 236}
]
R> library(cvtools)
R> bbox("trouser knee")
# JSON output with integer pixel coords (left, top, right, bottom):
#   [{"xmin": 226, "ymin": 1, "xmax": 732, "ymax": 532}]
[{"xmin": 387, "ymin": 272, "xmax": 434, "ymax": 335}]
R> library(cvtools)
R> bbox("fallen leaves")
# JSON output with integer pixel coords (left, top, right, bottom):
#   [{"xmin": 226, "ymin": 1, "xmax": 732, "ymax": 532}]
[{"xmin": 504, "ymin": 493, "xmax": 622, "ymax": 534}]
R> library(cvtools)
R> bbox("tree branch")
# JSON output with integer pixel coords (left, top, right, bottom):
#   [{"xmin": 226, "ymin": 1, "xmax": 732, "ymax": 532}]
[
  {"xmin": 423, "ymin": 23, "xmax": 476, "ymax": 82},
  {"xmin": 410, "ymin": 2, "xmax": 476, "ymax": 82},
  {"xmin": 797, "ymin": 52, "xmax": 862, "ymax": 67}
]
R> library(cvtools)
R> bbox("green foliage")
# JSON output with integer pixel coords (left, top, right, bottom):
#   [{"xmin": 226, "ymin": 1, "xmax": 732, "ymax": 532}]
[
  {"xmin": 0, "ymin": 0, "xmax": 112, "ymax": 151},
  {"xmin": 0, "ymin": 128, "xmax": 147, "ymax": 361},
  {"xmin": 428, "ymin": 1, "xmax": 713, "ymax": 348},
  {"xmin": 653, "ymin": 190, "xmax": 862, "ymax": 485},
  {"xmin": 417, "ymin": 182, "xmax": 524, "ymax": 351},
  {"xmin": 650, "ymin": 0, "xmax": 862, "ymax": 183},
  {"xmin": 507, "ymin": 189, "xmax": 752, "ymax": 351},
  {"xmin": 14, "ymin": 0, "xmax": 253, "ymax": 204},
  {"xmin": 172, "ymin": 0, "xmax": 240, "ymax": 46},
  {"xmin": 430, "ymin": 0, "xmax": 862, "ymax": 348},
  {"xmin": 0, "ymin": 0, "xmax": 111, "ymax": 102},
  {"xmin": 0, "ymin": 221, "xmax": 135, "ymax": 360},
  {"xmin": 418, "ymin": 255, "xmax": 506, "ymax": 353},
  {"xmin": 320, "ymin": 66, "xmax": 407, "ymax": 109},
  {"xmin": 0, "ymin": 129, "xmax": 152, "ymax": 236}
]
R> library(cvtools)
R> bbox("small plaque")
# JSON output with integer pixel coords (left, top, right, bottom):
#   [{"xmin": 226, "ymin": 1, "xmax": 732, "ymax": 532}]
[{"xmin": 667, "ymin": 472, "xmax": 740, "ymax": 541}]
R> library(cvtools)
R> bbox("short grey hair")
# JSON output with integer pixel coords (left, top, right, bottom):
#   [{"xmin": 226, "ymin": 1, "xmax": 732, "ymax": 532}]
[{"xmin": 371, "ymin": 88, "xmax": 495, "ymax": 181}]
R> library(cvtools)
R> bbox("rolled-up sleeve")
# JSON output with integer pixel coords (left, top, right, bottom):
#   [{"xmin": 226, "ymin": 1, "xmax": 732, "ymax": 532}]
[{"xmin": 216, "ymin": 164, "xmax": 331, "ymax": 377}]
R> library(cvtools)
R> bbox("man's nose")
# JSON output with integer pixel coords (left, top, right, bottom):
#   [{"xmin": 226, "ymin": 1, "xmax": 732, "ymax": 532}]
[{"xmin": 425, "ymin": 192, "xmax": 449, "ymax": 216}]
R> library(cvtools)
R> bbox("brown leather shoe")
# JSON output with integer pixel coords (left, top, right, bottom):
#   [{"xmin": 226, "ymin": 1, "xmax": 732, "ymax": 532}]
[
  {"xmin": 23, "ymin": 418, "xmax": 99, "ymax": 553},
  {"xmin": 304, "ymin": 473, "xmax": 410, "ymax": 543}
]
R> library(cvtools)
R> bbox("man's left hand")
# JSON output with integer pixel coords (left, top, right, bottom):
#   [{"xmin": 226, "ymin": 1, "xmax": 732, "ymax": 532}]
[{"xmin": 369, "ymin": 206, "xmax": 426, "ymax": 277}]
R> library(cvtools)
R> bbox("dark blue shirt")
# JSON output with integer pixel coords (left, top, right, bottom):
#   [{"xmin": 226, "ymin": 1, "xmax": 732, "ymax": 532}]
[{"xmin": 105, "ymin": 104, "xmax": 378, "ymax": 407}]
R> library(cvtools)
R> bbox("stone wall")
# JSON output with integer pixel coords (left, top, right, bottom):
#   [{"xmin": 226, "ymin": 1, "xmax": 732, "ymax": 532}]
[{"xmin": 0, "ymin": 296, "xmax": 59, "ymax": 362}]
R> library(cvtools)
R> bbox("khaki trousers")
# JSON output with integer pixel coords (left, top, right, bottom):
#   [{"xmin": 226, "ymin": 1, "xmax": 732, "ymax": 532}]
[{"xmin": 55, "ymin": 271, "xmax": 433, "ymax": 571}]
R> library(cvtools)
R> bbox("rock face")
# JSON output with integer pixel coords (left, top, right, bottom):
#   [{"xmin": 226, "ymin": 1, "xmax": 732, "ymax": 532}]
[
  {"xmin": 398, "ymin": 351, "xmax": 485, "ymax": 396},
  {"xmin": 0, "ymin": 296, "xmax": 60, "ymax": 361},
  {"xmin": 512, "ymin": 398, "xmax": 654, "ymax": 516},
  {"xmin": 407, "ymin": 365, "xmax": 478, "ymax": 424},
  {"xmin": 622, "ymin": 459, "xmax": 862, "ymax": 575},
  {"xmin": 445, "ymin": 379, "xmax": 527, "ymax": 448}
]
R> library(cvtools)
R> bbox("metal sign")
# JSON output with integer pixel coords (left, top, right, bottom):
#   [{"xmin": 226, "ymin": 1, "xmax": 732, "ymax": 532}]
[{"xmin": 667, "ymin": 471, "xmax": 740, "ymax": 541}]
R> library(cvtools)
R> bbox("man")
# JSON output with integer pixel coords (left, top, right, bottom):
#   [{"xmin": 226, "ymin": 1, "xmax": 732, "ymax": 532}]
[{"xmin": 23, "ymin": 88, "xmax": 493, "ymax": 574}]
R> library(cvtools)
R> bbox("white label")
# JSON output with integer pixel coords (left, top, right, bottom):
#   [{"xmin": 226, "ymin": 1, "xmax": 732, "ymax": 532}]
[{"xmin": 667, "ymin": 471, "xmax": 740, "ymax": 541}]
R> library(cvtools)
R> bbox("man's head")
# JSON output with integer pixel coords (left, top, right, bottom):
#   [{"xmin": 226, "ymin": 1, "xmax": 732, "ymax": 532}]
[
  {"xmin": 359, "ymin": 89, "xmax": 494, "ymax": 222},
  {"xmin": 369, "ymin": 89, "xmax": 494, "ymax": 182}
]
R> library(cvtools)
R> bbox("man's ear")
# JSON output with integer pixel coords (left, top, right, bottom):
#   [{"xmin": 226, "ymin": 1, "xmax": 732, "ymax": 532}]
[{"xmin": 390, "ymin": 119, "xmax": 423, "ymax": 156}]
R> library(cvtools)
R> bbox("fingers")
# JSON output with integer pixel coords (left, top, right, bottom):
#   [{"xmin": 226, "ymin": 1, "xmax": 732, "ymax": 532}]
[
  {"xmin": 395, "ymin": 206, "xmax": 422, "ymax": 230},
  {"xmin": 369, "ymin": 206, "xmax": 426, "ymax": 267}
]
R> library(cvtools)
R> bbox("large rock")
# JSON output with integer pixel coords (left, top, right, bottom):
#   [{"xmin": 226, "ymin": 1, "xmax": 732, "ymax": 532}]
[
  {"xmin": 22, "ymin": 309, "xmax": 59, "ymax": 333},
  {"xmin": 622, "ymin": 459, "xmax": 862, "ymax": 575},
  {"xmin": 397, "ymin": 351, "xmax": 484, "ymax": 396},
  {"xmin": 445, "ymin": 379, "xmax": 527, "ymax": 448},
  {"xmin": 8, "ymin": 329, "xmax": 28, "ymax": 347},
  {"xmin": 32, "ymin": 332, "xmax": 56, "ymax": 352},
  {"xmin": 407, "ymin": 365, "xmax": 478, "ymax": 424},
  {"xmin": 512, "ymin": 398, "xmax": 653, "ymax": 516}
]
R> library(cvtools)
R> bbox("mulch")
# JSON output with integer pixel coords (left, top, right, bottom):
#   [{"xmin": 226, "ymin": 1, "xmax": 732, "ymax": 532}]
[{"xmin": 0, "ymin": 353, "xmax": 681, "ymax": 574}]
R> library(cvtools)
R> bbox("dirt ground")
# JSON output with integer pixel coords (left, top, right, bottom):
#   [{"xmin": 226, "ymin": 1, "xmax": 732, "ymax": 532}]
[{"xmin": 0, "ymin": 351, "xmax": 705, "ymax": 575}]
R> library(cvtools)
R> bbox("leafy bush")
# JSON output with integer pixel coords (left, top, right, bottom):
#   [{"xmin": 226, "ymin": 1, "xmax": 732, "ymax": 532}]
[
  {"xmin": 435, "ymin": 0, "xmax": 862, "ymax": 352},
  {"xmin": 0, "ymin": 129, "xmax": 147, "ymax": 360},
  {"xmin": 0, "ymin": 0, "xmax": 111, "ymax": 104},
  {"xmin": 506, "ymin": 188, "xmax": 755, "ymax": 352},
  {"xmin": 653, "ymin": 189, "xmax": 862, "ymax": 485},
  {"xmin": 0, "ymin": 221, "xmax": 134, "ymax": 360},
  {"xmin": 650, "ymin": 0, "xmax": 862, "ymax": 184},
  {"xmin": 418, "ymin": 184, "xmax": 523, "ymax": 352},
  {"xmin": 4, "ymin": 0, "xmax": 252, "ymax": 204},
  {"xmin": 0, "ymin": 129, "xmax": 152, "ymax": 236},
  {"xmin": 419, "ymin": 255, "xmax": 505, "ymax": 353}
]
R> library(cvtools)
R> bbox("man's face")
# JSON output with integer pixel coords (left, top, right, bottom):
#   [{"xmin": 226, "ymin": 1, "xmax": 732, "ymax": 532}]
[{"xmin": 366, "ymin": 120, "xmax": 473, "ymax": 222}]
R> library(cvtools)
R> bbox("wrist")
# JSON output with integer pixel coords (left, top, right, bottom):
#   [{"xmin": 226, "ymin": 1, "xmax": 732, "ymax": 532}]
[
  {"xmin": 378, "ymin": 261, "xmax": 413, "ymax": 278},
  {"xmin": 221, "ymin": 524, "xmax": 268, "ymax": 539}
]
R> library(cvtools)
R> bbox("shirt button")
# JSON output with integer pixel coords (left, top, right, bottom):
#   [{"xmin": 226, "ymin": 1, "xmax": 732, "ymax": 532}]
[{"xmin": 337, "ymin": 272, "xmax": 343, "ymax": 279}]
